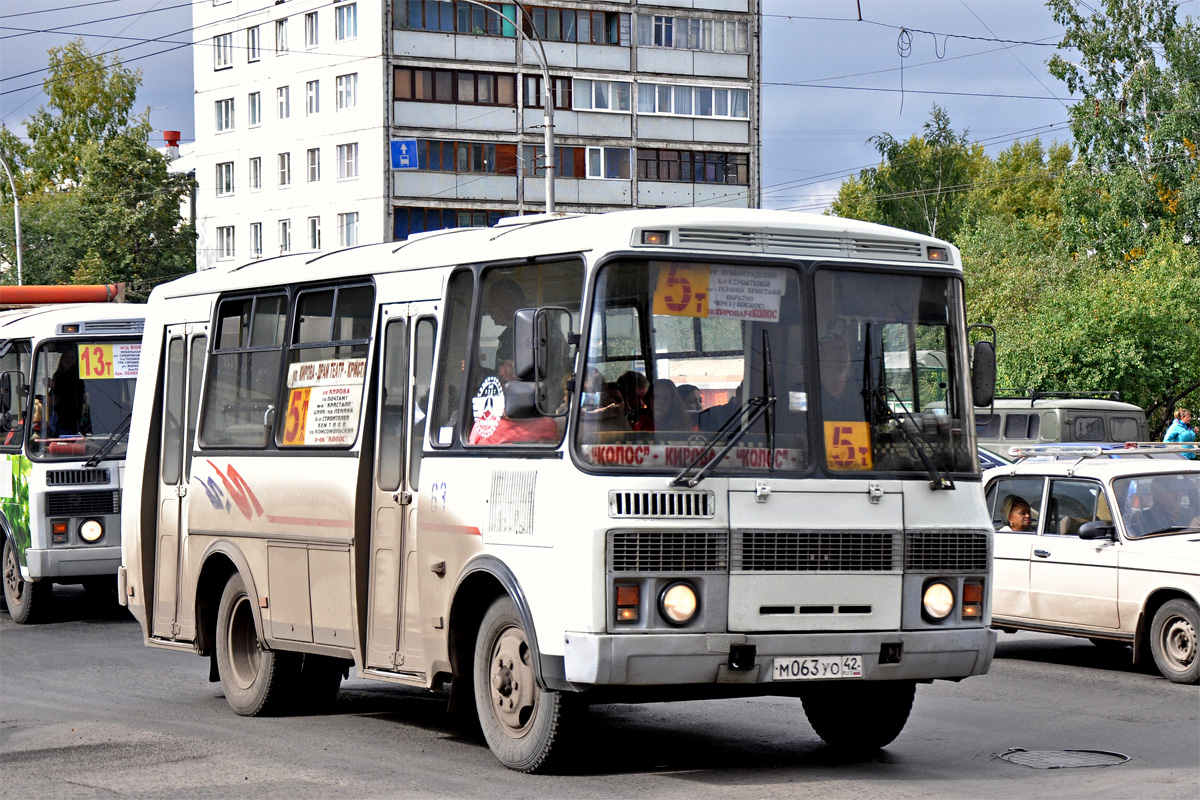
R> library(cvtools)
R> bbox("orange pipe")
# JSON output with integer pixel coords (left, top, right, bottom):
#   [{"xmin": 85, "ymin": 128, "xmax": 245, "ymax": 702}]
[{"xmin": 0, "ymin": 284, "xmax": 125, "ymax": 304}]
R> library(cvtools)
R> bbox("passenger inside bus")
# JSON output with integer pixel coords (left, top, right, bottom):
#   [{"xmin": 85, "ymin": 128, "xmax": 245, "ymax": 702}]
[
  {"xmin": 648, "ymin": 379, "xmax": 695, "ymax": 433},
  {"xmin": 468, "ymin": 361, "xmax": 560, "ymax": 445},
  {"xmin": 483, "ymin": 277, "xmax": 526, "ymax": 369}
]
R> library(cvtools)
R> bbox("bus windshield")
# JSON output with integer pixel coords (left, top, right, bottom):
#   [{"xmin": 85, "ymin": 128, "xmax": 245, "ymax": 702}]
[
  {"xmin": 574, "ymin": 259, "xmax": 975, "ymax": 477},
  {"xmin": 29, "ymin": 340, "xmax": 139, "ymax": 460}
]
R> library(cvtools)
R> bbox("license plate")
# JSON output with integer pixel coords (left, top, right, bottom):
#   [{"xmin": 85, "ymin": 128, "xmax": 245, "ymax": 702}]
[{"xmin": 772, "ymin": 655, "xmax": 863, "ymax": 681}]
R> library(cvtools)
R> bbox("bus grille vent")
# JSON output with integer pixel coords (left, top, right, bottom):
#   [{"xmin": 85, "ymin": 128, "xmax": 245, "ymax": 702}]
[
  {"xmin": 46, "ymin": 469, "xmax": 110, "ymax": 486},
  {"xmin": 904, "ymin": 530, "xmax": 990, "ymax": 572},
  {"xmin": 46, "ymin": 490, "xmax": 120, "ymax": 516},
  {"xmin": 732, "ymin": 530, "xmax": 899, "ymax": 572},
  {"xmin": 609, "ymin": 490, "xmax": 714, "ymax": 518},
  {"xmin": 80, "ymin": 319, "xmax": 144, "ymax": 334},
  {"xmin": 609, "ymin": 530, "xmax": 728, "ymax": 573},
  {"xmin": 673, "ymin": 228, "xmax": 932, "ymax": 263},
  {"xmin": 488, "ymin": 470, "xmax": 537, "ymax": 536}
]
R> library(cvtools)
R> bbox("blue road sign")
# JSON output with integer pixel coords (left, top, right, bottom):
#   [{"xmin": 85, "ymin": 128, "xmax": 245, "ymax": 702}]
[{"xmin": 390, "ymin": 139, "xmax": 419, "ymax": 169}]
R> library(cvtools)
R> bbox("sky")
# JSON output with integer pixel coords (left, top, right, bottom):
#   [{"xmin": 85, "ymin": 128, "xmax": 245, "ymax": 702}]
[{"xmin": 1, "ymin": 0, "xmax": 1196, "ymax": 212}]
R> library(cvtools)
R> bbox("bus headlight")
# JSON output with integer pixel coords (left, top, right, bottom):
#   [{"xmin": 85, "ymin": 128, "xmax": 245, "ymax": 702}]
[
  {"xmin": 79, "ymin": 519, "xmax": 103, "ymax": 543},
  {"xmin": 659, "ymin": 582, "xmax": 698, "ymax": 625},
  {"xmin": 922, "ymin": 582, "xmax": 954, "ymax": 620}
]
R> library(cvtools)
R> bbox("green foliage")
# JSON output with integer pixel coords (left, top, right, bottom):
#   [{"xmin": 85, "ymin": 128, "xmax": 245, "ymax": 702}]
[
  {"xmin": 829, "ymin": 105, "xmax": 985, "ymax": 240},
  {"xmin": 0, "ymin": 39, "xmax": 194, "ymax": 297}
]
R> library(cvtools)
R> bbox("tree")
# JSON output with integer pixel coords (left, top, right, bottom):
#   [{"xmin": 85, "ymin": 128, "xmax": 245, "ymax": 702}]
[
  {"xmin": 829, "ymin": 105, "xmax": 985, "ymax": 240},
  {"xmin": 0, "ymin": 40, "xmax": 194, "ymax": 295},
  {"xmin": 1047, "ymin": 0, "xmax": 1200, "ymax": 262}
]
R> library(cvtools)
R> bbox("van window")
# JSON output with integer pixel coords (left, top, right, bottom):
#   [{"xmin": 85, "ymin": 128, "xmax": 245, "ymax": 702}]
[
  {"xmin": 976, "ymin": 413, "xmax": 1000, "ymax": 439},
  {"xmin": 1110, "ymin": 416, "xmax": 1140, "ymax": 442},
  {"xmin": 1003, "ymin": 413, "xmax": 1039, "ymax": 440},
  {"xmin": 1073, "ymin": 415, "xmax": 1105, "ymax": 441}
]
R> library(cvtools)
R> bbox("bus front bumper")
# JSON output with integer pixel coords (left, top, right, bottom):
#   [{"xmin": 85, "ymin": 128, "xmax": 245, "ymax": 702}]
[
  {"xmin": 562, "ymin": 627, "xmax": 997, "ymax": 686},
  {"xmin": 25, "ymin": 546, "xmax": 122, "ymax": 580}
]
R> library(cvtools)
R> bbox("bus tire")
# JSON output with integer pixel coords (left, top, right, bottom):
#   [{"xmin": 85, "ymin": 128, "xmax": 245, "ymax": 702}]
[
  {"xmin": 3, "ymin": 537, "xmax": 49, "ymax": 624},
  {"xmin": 801, "ymin": 680, "xmax": 916, "ymax": 753},
  {"xmin": 1149, "ymin": 599, "xmax": 1199, "ymax": 684},
  {"xmin": 473, "ymin": 595, "xmax": 569, "ymax": 773},
  {"xmin": 295, "ymin": 654, "xmax": 345, "ymax": 714},
  {"xmin": 215, "ymin": 572, "xmax": 299, "ymax": 716}
]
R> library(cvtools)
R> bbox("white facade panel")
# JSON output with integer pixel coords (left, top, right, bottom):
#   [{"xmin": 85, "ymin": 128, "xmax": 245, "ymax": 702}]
[
  {"xmin": 394, "ymin": 31, "xmax": 455, "ymax": 59},
  {"xmin": 693, "ymin": 52, "xmax": 750, "ymax": 79},
  {"xmin": 575, "ymin": 113, "xmax": 633, "ymax": 138},
  {"xmin": 693, "ymin": 183, "xmax": 749, "ymax": 207},
  {"xmin": 694, "ymin": 118, "xmax": 751, "ymax": 144},
  {"xmin": 395, "ymin": 172, "xmax": 457, "ymax": 200},
  {"xmin": 523, "ymin": 177, "xmax": 581, "ymax": 205},
  {"xmin": 394, "ymin": 101, "xmax": 457, "ymax": 129},
  {"xmin": 455, "ymin": 35, "xmax": 515, "ymax": 63},
  {"xmin": 456, "ymin": 106, "xmax": 518, "ymax": 132},
  {"xmin": 637, "ymin": 116, "xmax": 697, "ymax": 142},
  {"xmin": 457, "ymin": 175, "xmax": 520, "ymax": 202},
  {"xmin": 636, "ymin": 48, "xmax": 695, "ymax": 76},
  {"xmin": 638, "ymin": 181, "xmax": 697, "ymax": 207},
  {"xmin": 534, "ymin": 109, "xmax": 580, "ymax": 136},
  {"xmin": 577, "ymin": 45, "xmax": 632, "ymax": 71},
  {"xmin": 578, "ymin": 180, "xmax": 633, "ymax": 205},
  {"xmin": 539, "ymin": 42, "xmax": 579, "ymax": 69}
]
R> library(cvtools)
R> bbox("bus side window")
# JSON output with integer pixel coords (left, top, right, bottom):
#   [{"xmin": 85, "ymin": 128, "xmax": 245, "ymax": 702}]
[
  {"xmin": 200, "ymin": 294, "xmax": 286, "ymax": 448},
  {"xmin": 431, "ymin": 270, "xmax": 475, "ymax": 447},
  {"xmin": 410, "ymin": 317, "xmax": 436, "ymax": 484}
]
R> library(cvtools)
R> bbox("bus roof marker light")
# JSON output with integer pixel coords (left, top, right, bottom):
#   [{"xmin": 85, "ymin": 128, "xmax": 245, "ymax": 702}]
[
  {"xmin": 926, "ymin": 246, "xmax": 949, "ymax": 262},
  {"xmin": 641, "ymin": 230, "xmax": 670, "ymax": 246}
]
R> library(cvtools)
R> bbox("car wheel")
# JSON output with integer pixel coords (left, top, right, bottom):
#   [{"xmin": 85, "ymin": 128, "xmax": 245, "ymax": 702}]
[
  {"xmin": 3, "ymin": 538, "xmax": 49, "ymax": 624},
  {"xmin": 801, "ymin": 680, "xmax": 916, "ymax": 753},
  {"xmin": 1149, "ymin": 599, "xmax": 1200, "ymax": 684},
  {"xmin": 473, "ymin": 595, "xmax": 570, "ymax": 773}
]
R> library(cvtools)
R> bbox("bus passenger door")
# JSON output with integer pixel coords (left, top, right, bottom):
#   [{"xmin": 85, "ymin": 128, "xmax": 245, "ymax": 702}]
[
  {"xmin": 366, "ymin": 305, "xmax": 435, "ymax": 674},
  {"xmin": 152, "ymin": 326, "xmax": 207, "ymax": 640}
]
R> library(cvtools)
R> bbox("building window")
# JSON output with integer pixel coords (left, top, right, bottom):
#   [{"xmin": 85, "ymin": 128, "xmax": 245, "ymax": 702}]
[
  {"xmin": 393, "ymin": 2, "xmax": 629, "ymax": 45},
  {"xmin": 278, "ymin": 219, "xmax": 292, "ymax": 253},
  {"xmin": 277, "ymin": 86, "xmax": 290, "ymax": 118},
  {"xmin": 521, "ymin": 145, "xmax": 580, "ymax": 178},
  {"xmin": 336, "ymin": 73, "xmax": 358, "ymax": 110},
  {"xmin": 307, "ymin": 148, "xmax": 320, "ymax": 182},
  {"xmin": 278, "ymin": 152, "xmax": 291, "ymax": 187},
  {"xmin": 338, "ymin": 212, "xmax": 358, "ymax": 247},
  {"xmin": 248, "ymin": 91, "xmax": 262, "ymax": 126},
  {"xmin": 635, "ymin": 15, "xmax": 749, "ymax": 54},
  {"xmin": 393, "ymin": 67, "xmax": 515, "ymax": 106},
  {"xmin": 304, "ymin": 11, "xmax": 318, "ymax": 48},
  {"xmin": 215, "ymin": 161, "xmax": 235, "ymax": 196},
  {"xmin": 249, "ymin": 222, "xmax": 263, "ymax": 258},
  {"xmin": 394, "ymin": 207, "xmax": 502, "ymax": 239},
  {"xmin": 306, "ymin": 80, "xmax": 320, "ymax": 115},
  {"xmin": 413, "ymin": 140, "xmax": 520, "ymax": 175},
  {"xmin": 247, "ymin": 25, "xmax": 261, "ymax": 61},
  {"xmin": 572, "ymin": 79, "xmax": 631, "ymax": 112},
  {"xmin": 336, "ymin": 3, "xmax": 357, "ymax": 40},
  {"xmin": 635, "ymin": 82, "xmax": 749, "ymax": 119},
  {"xmin": 308, "ymin": 216, "xmax": 321, "ymax": 250},
  {"xmin": 637, "ymin": 149, "xmax": 749, "ymax": 185},
  {"xmin": 522, "ymin": 74, "xmax": 571, "ymax": 110},
  {"xmin": 215, "ymin": 98, "xmax": 234, "ymax": 132},
  {"xmin": 337, "ymin": 143, "xmax": 358, "ymax": 179},
  {"xmin": 216, "ymin": 226, "xmax": 235, "ymax": 260},
  {"xmin": 586, "ymin": 147, "xmax": 631, "ymax": 179},
  {"xmin": 214, "ymin": 33, "xmax": 234, "ymax": 69},
  {"xmin": 249, "ymin": 157, "xmax": 262, "ymax": 191},
  {"xmin": 275, "ymin": 18, "xmax": 288, "ymax": 54}
]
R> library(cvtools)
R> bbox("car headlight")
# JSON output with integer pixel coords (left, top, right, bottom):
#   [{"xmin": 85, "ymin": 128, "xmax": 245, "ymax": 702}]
[
  {"xmin": 659, "ymin": 582, "xmax": 698, "ymax": 625},
  {"xmin": 79, "ymin": 519, "xmax": 103, "ymax": 543},
  {"xmin": 923, "ymin": 581, "xmax": 954, "ymax": 620}
]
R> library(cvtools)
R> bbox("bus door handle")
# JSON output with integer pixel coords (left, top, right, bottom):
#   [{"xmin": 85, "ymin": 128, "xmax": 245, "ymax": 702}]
[
  {"xmin": 392, "ymin": 491, "xmax": 412, "ymax": 506},
  {"xmin": 1034, "ymin": 549, "xmax": 1051, "ymax": 558}
]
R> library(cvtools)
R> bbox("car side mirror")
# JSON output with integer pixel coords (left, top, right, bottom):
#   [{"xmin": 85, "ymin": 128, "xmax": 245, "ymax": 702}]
[{"xmin": 1078, "ymin": 520, "xmax": 1115, "ymax": 541}]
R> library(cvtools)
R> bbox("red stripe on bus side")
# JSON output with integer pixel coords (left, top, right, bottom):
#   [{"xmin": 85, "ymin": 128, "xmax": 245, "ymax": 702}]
[
  {"xmin": 419, "ymin": 522, "xmax": 482, "ymax": 536},
  {"xmin": 264, "ymin": 515, "xmax": 354, "ymax": 529}
]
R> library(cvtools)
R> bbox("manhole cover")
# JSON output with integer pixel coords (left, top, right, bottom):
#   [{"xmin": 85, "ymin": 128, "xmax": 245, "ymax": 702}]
[{"xmin": 997, "ymin": 748, "xmax": 1130, "ymax": 769}]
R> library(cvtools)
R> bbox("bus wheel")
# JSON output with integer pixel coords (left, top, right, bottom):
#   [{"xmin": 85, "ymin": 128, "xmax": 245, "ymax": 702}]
[
  {"xmin": 1150, "ymin": 599, "xmax": 1199, "ymax": 684},
  {"xmin": 295, "ymin": 654, "xmax": 345, "ymax": 714},
  {"xmin": 3, "ymin": 538, "xmax": 49, "ymax": 625},
  {"xmin": 473, "ymin": 596, "xmax": 568, "ymax": 773},
  {"xmin": 801, "ymin": 680, "xmax": 916, "ymax": 753},
  {"xmin": 216, "ymin": 573, "xmax": 298, "ymax": 715}
]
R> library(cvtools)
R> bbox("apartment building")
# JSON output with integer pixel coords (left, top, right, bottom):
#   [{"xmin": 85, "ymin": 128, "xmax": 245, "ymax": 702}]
[{"xmin": 191, "ymin": 0, "xmax": 761, "ymax": 270}]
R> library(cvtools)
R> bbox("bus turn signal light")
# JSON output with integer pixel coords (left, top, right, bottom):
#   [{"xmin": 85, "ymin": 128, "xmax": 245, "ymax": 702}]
[
  {"xmin": 962, "ymin": 582, "xmax": 983, "ymax": 619},
  {"xmin": 616, "ymin": 585, "xmax": 639, "ymax": 623}
]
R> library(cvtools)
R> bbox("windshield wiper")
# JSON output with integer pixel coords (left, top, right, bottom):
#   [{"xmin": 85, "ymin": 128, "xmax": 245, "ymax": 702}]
[
  {"xmin": 1141, "ymin": 525, "xmax": 1200, "ymax": 537},
  {"xmin": 669, "ymin": 395, "xmax": 775, "ymax": 488},
  {"xmin": 761, "ymin": 329, "xmax": 776, "ymax": 474},
  {"xmin": 84, "ymin": 413, "xmax": 132, "ymax": 468}
]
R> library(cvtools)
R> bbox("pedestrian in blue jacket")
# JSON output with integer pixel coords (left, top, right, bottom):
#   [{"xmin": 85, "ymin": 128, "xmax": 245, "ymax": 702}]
[{"xmin": 1164, "ymin": 408, "xmax": 1197, "ymax": 459}]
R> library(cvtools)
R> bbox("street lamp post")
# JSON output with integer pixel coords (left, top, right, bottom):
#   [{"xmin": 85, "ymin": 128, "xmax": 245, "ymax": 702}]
[
  {"xmin": 452, "ymin": 0, "xmax": 555, "ymax": 214},
  {"xmin": 0, "ymin": 146, "xmax": 23, "ymax": 285}
]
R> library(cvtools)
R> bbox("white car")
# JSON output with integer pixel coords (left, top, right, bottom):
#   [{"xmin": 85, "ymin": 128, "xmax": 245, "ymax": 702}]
[{"xmin": 983, "ymin": 445, "xmax": 1200, "ymax": 683}]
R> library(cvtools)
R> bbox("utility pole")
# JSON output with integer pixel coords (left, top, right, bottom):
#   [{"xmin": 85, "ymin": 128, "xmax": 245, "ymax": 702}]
[{"xmin": 0, "ymin": 145, "xmax": 23, "ymax": 285}]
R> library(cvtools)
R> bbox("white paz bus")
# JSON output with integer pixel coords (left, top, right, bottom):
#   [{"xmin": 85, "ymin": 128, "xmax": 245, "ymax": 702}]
[
  {"xmin": 121, "ymin": 208, "xmax": 998, "ymax": 772},
  {"xmin": 1, "ymin": 304, "xmax": 143, "ymax": 623}
]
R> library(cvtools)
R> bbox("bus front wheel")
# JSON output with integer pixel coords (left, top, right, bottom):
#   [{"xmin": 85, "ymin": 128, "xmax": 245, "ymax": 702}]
[
  {"xmin": 801, "ymin": 680, "xmax": 916, "ymax": 753},
  {"xmin": 3, "ymin": 538, "xmax": 49, "ymax": 624},
  {"xmin": 216, "ymin": 572, "xmax": 298, "ymax": 716},
  {"xmin": 473, "ymin": 595, "xmax": 569, "ymax": 773}
]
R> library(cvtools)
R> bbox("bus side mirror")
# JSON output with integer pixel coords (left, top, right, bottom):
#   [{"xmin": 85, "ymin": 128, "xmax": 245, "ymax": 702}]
[
  {"xmin": 972, "ymin": 340, "xmax": 996, "ymax": 407},
  {"xmin": 514, "ymin": 308, "xmax": 541, "ymax": 381},
  {"xmin": 0, "ymin": 370, "xmax": 23, "ymax": 417},
  {"xmin": 514, "ymin": 307, "xmax": 575, "ymax": 416}
]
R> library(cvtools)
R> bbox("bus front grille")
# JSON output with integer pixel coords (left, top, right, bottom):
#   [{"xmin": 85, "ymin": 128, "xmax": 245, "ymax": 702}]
[
  {"xmin": 732, "ymin": 530, "xmax": 900, "ymax": 572},
  {"xmin": 46, "ymin": 490, "xmax": 120, "ymax": 516},
  {"xmin": 46, "ymin": 469, "xmax": 111, "ymax": 486},
  {"xmin": 608, "ymin": 490, "xmax": 714, "ymax": 519},
  {"xmin": 609, "ymin": 530, "xmax": 728, "ymax": 572},
  {"xmin": 904, "ymin": 531, "xmax": 989, "ymax": 572}
]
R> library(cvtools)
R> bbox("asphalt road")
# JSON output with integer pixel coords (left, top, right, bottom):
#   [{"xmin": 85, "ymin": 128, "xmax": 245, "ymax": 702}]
[{"xmin": 1, "ymin": 586, "xmax": 1196, "ymax": 799}]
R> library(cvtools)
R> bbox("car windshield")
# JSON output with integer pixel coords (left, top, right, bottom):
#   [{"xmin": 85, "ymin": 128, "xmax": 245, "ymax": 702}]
[
  {"xmin": 28, "ymin": 340, "xmax": 139, "ymax": 461},
  {"xmin": 1114, "ymin": 473, "xmax": 1200, "ymax": 538}
]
